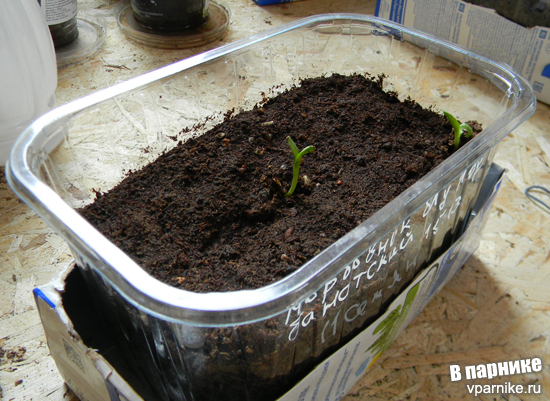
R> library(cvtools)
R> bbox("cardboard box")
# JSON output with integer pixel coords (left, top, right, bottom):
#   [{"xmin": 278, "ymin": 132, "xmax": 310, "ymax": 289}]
[
  {"xmin": 376, "ymin": 0, "xmax": 550, "ymax": 104},
  {"xmin": 33, "ymin": 164, "xmax": 505, "ymax": 401}
]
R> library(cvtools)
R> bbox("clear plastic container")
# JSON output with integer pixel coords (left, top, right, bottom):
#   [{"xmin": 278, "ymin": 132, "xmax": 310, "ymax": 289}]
[
  {"xmin": 0, "ymin": 0, "xmax": 57, "ymax": 166},
  {"xmin": 7, "ymin": 15, "xmax": 535, "ymax": 400},
  {"xmin": 42, "ymin": 0, "xmax": 79, "ymax": 48},
  {"xmin": 115, "ymin": 0, "xmax": 229, "ymax": 49}
]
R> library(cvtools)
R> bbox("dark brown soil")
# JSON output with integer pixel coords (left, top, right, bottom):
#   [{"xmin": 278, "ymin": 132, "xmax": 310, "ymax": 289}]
[{"xmin": 79, "ymin": 73, "xmax": 477, "ymax": 293}]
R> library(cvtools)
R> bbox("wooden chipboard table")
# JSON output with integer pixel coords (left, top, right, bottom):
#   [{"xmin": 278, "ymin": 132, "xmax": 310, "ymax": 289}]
[{"xmin": 1, "ymin": 0, "xmax": 549, "ymax": 400}]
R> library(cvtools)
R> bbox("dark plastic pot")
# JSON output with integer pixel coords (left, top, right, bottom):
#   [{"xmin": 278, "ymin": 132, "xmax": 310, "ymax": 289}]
[
  {"xmin": 130, "ymin": 0, "xmax": 209, "ymax": 31},
  {"xmin": 49, "ymin": 17, "xmax": 79, "ymax": 48}
]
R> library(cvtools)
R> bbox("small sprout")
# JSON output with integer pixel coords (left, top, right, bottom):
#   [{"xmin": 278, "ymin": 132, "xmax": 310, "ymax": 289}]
[
  {"xmin": 443, "ymin": 110, "xmax": 473, "ymax": 150},
  {"xmin": 284, "ymin": 136, "xmax": 315, "ymax": 197},
  {"xmin": 261, "ymin": 121, "xmax": 274, "ymax": 126}
]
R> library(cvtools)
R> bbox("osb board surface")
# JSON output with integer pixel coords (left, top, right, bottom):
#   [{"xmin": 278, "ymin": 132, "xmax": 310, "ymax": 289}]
[{"xmin": 0, "ymin": 0, "xmax": 549, "ymax": 400}]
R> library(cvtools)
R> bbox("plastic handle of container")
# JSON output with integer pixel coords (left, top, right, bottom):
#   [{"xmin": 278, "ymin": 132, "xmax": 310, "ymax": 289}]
[{"xmin": 525, "ymin": 185, "xmax": 550, "ymax": 213}]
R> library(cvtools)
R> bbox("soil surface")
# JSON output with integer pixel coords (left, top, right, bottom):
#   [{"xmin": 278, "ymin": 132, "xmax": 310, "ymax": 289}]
[{"xmin": 80, "ymin": 74, "xmax": 478, "ymax": 293}]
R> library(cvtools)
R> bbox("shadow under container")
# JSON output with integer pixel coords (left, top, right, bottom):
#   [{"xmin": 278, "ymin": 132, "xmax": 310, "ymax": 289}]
[{"xmin": 7, "ymin": 15, "xmax": 536, "ymax": 401}]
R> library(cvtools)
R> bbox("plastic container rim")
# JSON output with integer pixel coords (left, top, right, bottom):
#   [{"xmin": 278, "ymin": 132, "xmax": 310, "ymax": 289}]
[{"xmin": 7, "ymin": 14, "xmax": 536, "ymax": 326}]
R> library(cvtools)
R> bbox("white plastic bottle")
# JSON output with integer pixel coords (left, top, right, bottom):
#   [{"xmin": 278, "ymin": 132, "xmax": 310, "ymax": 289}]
[{"xmin": 0, "ymin": 0, "xmax": 58, "ymax": 166}]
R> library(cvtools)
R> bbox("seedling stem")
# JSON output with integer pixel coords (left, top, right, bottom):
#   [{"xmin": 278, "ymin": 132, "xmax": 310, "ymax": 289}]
[
  {"xmin": 285, "ymin": 136, "xmax": 315, "ymax": 197},
  {"xmin": 443, "ymin": 111, "xmax": 473, "ymax": 150}
]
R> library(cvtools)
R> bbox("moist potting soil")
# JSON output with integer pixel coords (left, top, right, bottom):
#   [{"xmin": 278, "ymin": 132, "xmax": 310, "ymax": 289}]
[{"xmin": 80, "ymin": 73, "xmax": 479, "ymax": 294}]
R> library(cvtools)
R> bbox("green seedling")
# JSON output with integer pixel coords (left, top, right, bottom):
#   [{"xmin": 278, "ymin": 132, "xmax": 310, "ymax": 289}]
[
  {"xmin": 443, "ymin": 110, "xmax": 473, "ymax": 150},
  {"xmin": 284, "ymin": 136, "xmax": 315, "ymax": 197}
]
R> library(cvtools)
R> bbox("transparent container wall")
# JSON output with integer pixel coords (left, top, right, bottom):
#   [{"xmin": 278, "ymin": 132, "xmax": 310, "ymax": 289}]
[
  {"xmin": 41, "ymin": 24, "xmax": 508, "ymax": 208},
  {"xmin": 11, "ymin": 16, "xmax": 534, "ymax": 401}
]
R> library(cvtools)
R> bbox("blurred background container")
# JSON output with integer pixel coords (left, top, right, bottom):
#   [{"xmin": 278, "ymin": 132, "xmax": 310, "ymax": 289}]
[{"xmin": 0, "ymin": 0, "xmax": 57, "ymax": 166}]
